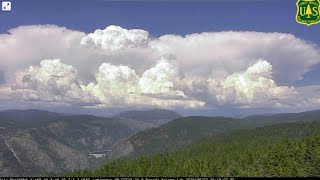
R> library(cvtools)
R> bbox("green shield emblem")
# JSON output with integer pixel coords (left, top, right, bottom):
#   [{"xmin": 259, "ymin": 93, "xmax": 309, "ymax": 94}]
[{"xmin": 296, "ymin": 0, "xmax": 320, "ymax": 26}]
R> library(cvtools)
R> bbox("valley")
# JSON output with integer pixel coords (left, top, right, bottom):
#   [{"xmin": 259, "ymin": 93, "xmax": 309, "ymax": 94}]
[
  {"xmin": 68, "ymin": 120, "xmax": 320, "ymax": 177},
  {"xmin": 0, "ymin": 108, "xmax": 320, "ymax": 176},
  {"xmin": 0, "ymin": 109, "xmax": 181, "ymax": 176}
]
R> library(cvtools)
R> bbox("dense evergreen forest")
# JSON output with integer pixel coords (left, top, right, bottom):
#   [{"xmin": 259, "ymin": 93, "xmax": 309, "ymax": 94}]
[{"xmin": 66, "ymin": 121, "xmax": 320, "ymax": 177}]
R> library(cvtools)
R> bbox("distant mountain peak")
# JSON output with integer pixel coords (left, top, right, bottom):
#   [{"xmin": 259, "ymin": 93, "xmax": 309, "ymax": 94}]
[
  {"xmin": 114, "ymin": 109, "xmax": 182, "ymax": 122},
  {"xmin": 1, "ymin": 109, "xmax": 57, "ymax": 113}
]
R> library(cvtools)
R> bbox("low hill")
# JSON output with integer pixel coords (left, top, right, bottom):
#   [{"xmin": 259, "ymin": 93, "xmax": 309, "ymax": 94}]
[
  {"xmin": 114, "ymin": 109, "xmax": 182, "ymax": 121},
  {"xmin": 0, "ymin": 109, "xmax": 60, "ymax": 127},
  {"xmin": 113, "ymin": 109, "xmax": 182, "ymax": 131},
  {"xmin": 244, "ymin": 109, "xmax": 320, "ymax": 127}
]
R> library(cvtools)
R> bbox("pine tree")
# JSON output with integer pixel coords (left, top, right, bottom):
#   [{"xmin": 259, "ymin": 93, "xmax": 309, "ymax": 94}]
[{"xmin": 306, "ymin": 4, "xmax": 312, "ymax": 18}]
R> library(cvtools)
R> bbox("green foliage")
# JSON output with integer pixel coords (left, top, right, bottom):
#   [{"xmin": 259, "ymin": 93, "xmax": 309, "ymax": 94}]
[
  {"xmin": 122, "ymin": 109, "xmax": 320, "ymax": 158},
  {"xmin": 130, "ymin": 116, "xmax": 246, "ymax": 156},
  {"xmin": 66, "ymin": 136, "xmax": 320, "ymax": 177},
  {"xmin": 66, "ymin": 121, "xmax": 320, "ymax": 177}
]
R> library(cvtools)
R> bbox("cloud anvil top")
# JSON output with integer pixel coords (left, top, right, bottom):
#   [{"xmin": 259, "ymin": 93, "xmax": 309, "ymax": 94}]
[{"xmin": 0, "ymin": 25, "xmax": 320, "ymax": 113}]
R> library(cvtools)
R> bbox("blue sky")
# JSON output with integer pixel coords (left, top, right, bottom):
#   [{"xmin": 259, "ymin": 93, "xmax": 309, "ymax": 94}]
[
  {"xmin": 0, "ymin": 0, "xmax": 319, "ymax": 116},
  {"xmin": 1, "ymin": 0, "xmax": 319, "ymax": 86}
]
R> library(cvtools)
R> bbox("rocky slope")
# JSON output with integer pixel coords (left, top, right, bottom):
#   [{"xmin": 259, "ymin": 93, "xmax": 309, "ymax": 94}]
[
  {"xmin": 0, "ymin": 109, "xmax": 180, "ymax": 176},
  {"xmin": 0, "ymin": 113, "xmax": 131, "ymax": 176}
]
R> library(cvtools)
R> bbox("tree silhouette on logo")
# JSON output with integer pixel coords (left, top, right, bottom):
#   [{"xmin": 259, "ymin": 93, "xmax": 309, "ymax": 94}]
[{"xmin": 306, "ymin": 4, "xmax": 312, "ymax": 18}]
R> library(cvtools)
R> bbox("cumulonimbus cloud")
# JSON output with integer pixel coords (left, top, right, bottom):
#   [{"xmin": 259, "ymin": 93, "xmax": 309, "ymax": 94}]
[
  {"xmin": 12, "ymin": 59, "xmax": 204, "ymax": 108},
  {"xmin": 0, "ymin": 25, "xmax": 319, "ymax": 111},
  {"xmin": 206, "ymin": 60, "xmax": 297, "ymax": 107},
  {"xmin": 80, "ymin": 25, "xmax": 150, "ymax": 51},
  {"xmin": 11, "ymin": 59, "xmax": 100, "ymax": 105},
  {"xmin": 151, "ymin": 31, "xmax": 320, "ymax": 85}
]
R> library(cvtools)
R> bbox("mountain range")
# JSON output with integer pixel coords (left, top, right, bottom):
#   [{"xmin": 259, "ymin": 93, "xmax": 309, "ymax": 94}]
[
  {"xmin": 108, "ymin": 109, "xmax": 320, "ymax": 159},
  {"xmin": 68, "ymin": 120, "xmax": 320, "ymax": 177},
  {"xmin": 0, "ymin": 109, "xmax": 181, "ymax": 176},
  {"xmin": 0, "ymin": 108, "xmax": 320, "ymax": 176}
]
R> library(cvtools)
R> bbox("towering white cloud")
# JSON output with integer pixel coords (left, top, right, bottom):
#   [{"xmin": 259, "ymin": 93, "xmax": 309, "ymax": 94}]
[
  {"xmin": 11, "ymin": 59, "xmax": 99, "ymax": 105},
  {"xmin": 0, "ymin": 25, "xmax": 85, "ymax": 70},
  {"xmin": 151, "ymin": 32, "xmax": 320, "ymax": 84},
  {"xmin": 1, "ymin": 25, "xmax": 320, "ymax": 112},
  {"xmin": 83, "ymin": 63, "xmax": 140, "ymax": 104},
  {"xmin": 207, "ymin": 60, "xmax": 297, "ymax": 107},
  {"xmin": 139, "ymin": 59, "xmax": 176, "ymax": 94},
  {"xmin": 81, "ymin": 60, "xmax": 195, "ymax": 107},
  {"xmin": 80, "ymin": 25, "xmax": 150, "ymax": 51}
]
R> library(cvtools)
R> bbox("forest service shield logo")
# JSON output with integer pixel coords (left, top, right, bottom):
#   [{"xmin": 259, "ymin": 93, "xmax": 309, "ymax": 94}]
[{"xmin": 296, "ymin": 0, "xmax": 320, "ymax": 26}]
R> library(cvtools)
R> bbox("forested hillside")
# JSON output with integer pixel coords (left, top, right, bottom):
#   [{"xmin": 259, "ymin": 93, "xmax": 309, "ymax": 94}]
[
  {"xmin": 66, "ymin": 121, "xmax": 320, "ymax": 177},
  {"xmin": 109, "ymin": 116, "xmax": 247, "ymax": 159},
  {"xmin": 113, "ymin": 109, "xmax": 182, "ymax": 131},
  {"xmin": 244, "ymin": 109, "xmax": 320, "ymax": 127},
  {"xmin": 108, "ymin": 110, "xmax": 320, "ymax": 159}
]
